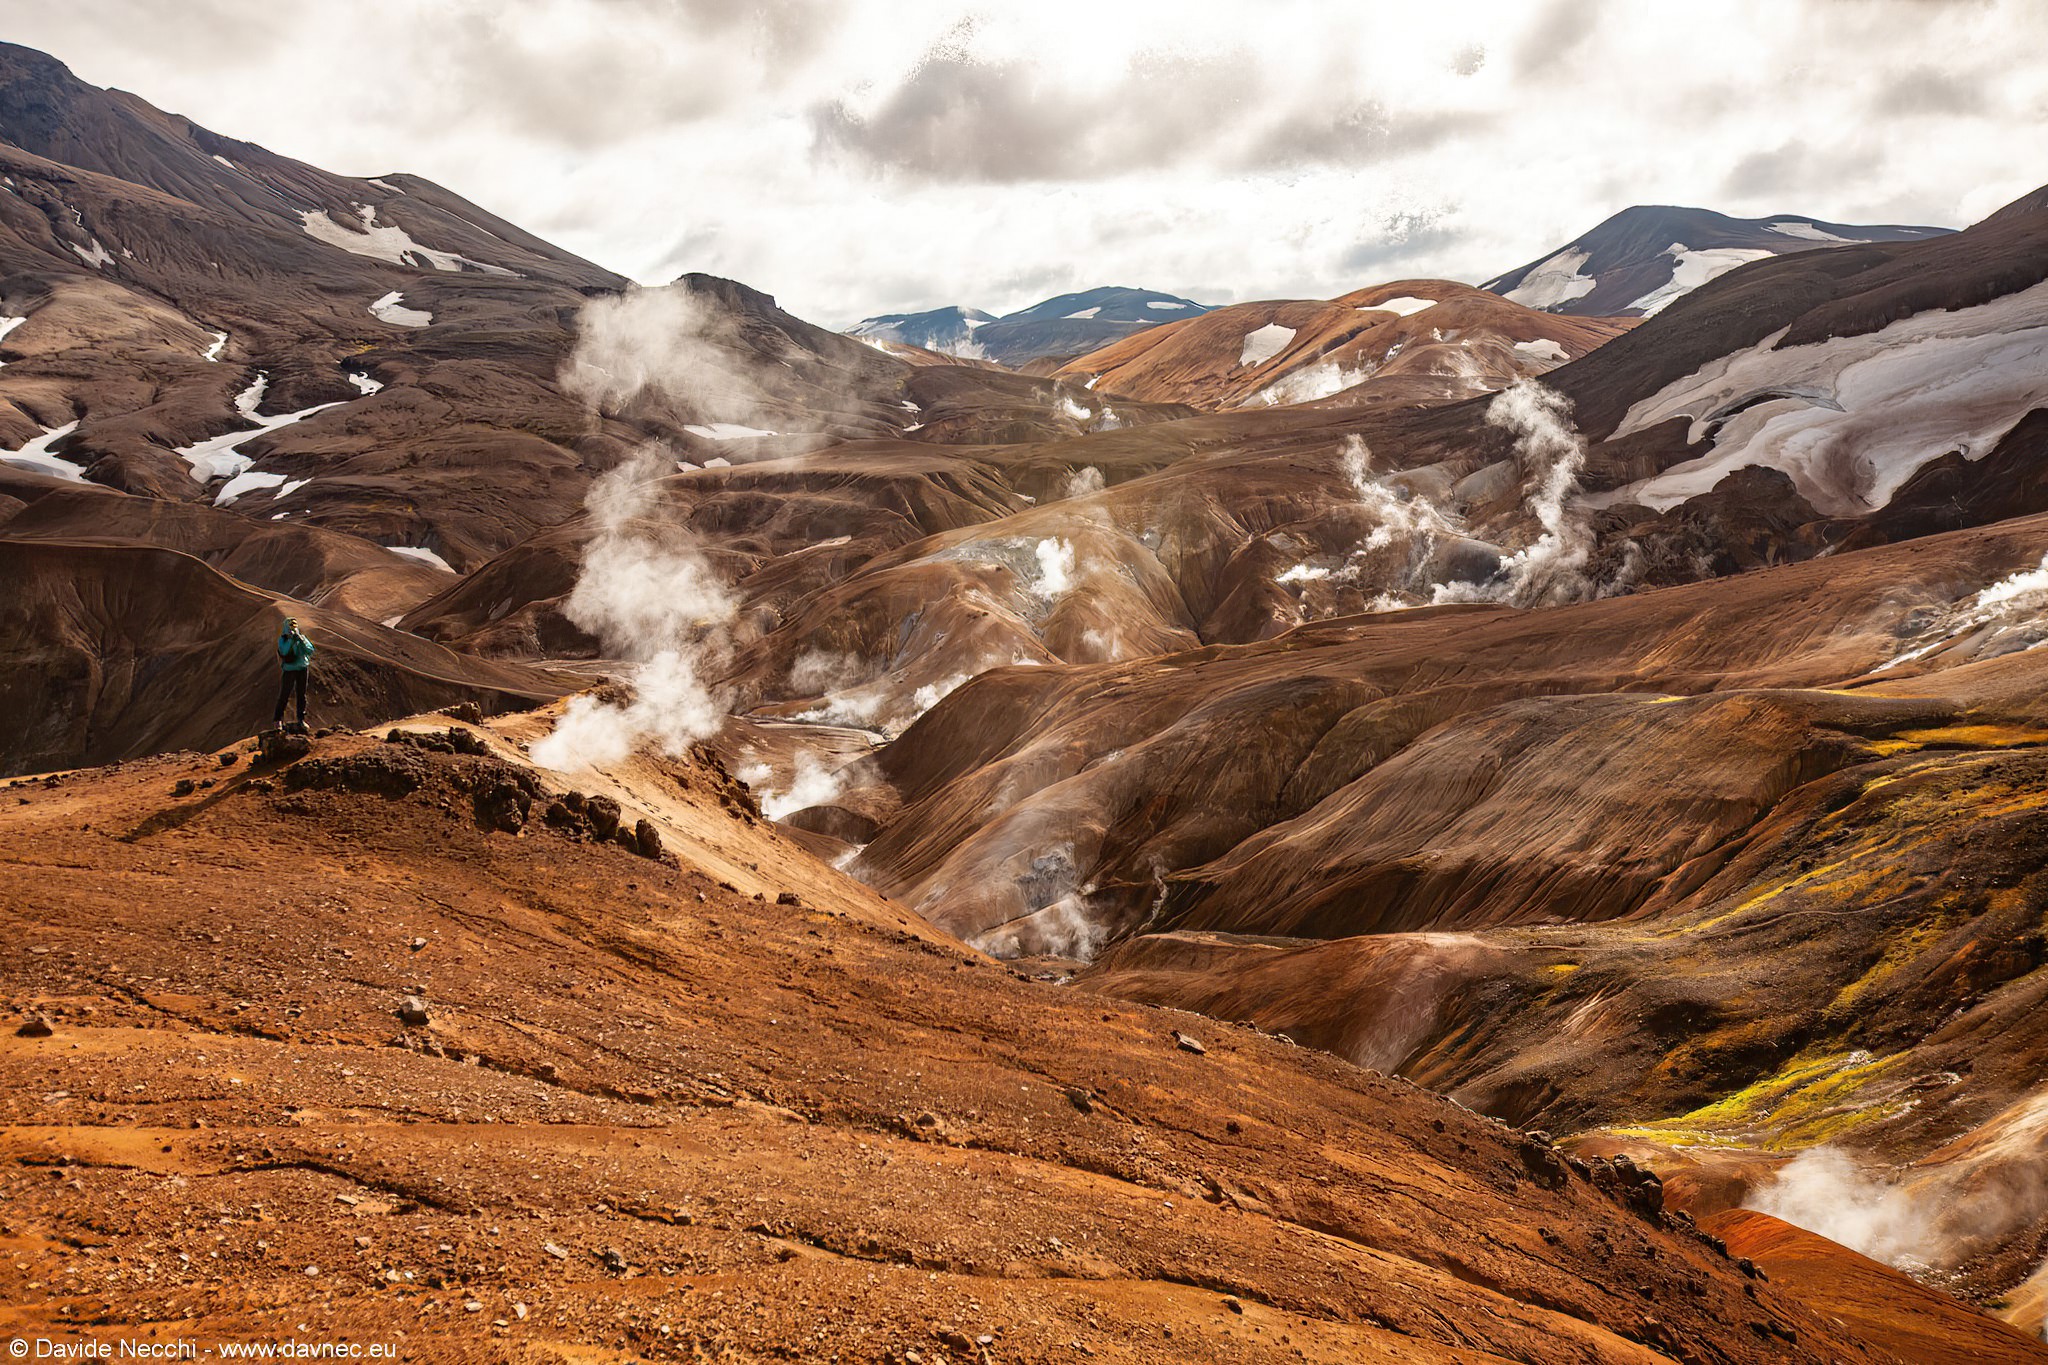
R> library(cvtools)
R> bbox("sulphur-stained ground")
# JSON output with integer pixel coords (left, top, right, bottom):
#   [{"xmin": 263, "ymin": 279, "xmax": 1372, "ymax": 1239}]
[{"xmin": 1, "ymin": 715, "xmax": 2023, "ymax": 1364}]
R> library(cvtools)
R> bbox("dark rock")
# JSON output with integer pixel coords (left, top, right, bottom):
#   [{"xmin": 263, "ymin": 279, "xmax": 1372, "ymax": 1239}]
[
  {"xmin": 442, "ymin": 702, "xmax": 484, "ymax": 724},
  {"xmin": 634, "ymin": 818, "xmax": 664, "ymax": 860},
  {"xmin": 218, "ymin": 752, "xmax": 238, "ymax": 768},
  {"xmin": 475, "ymin": 779, "xmax": 530, "ymax": 833},
  {"xmin": 284, "ymin": 750, "xmax": 426, "ymax": 798},
  {"xmin": 586, "ymin": 795, "xmax": 622, "ymax": 841},
  {"xmin": 1173, "ymin": 1031, "xmax": 1206, "ymax": 1055},
  {"xmin": 396, "ymin": 996, "xmax": 431, "ymax": 1027},
  {"xmin": 16, "ymin": 1012, "xmax": 54, "ymax": 1038},
  {"xmin": 171, "ymin": 779, "xmax": 196, "ymax": 797},
  {"xmin": 775, "ymin": 890, "xmax": 801, "ymax": 906},
  {"xmin": 257, "ymin": 730, "xmax": 313, "ymax": 765}
]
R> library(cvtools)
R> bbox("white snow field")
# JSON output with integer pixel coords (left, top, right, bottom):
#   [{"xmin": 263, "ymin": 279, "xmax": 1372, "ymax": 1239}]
[
  {"xmin": 203, "ymin": 331, "xmax": 228, "ymax": 362},
  {"xmin": 301, "ymin": 204, "xmax": 515, "ymax": 275},
  {"xmin": 1064, "ymin": 307, "xmax": 1101, "ymax": 320},
  {"xmin": 1503, "ymin": 250, "xmax": 1597, "ymax": 309},
  {"xmin": 1629, "ymin": 245, "xmax": 1775, "ymax": 316},
  {"xmin": 1239, "ymin": 324, "xmax": 1297, "ymax": 367},
  {"xmin": 1146, "ymin": 300, "xmax": 1190, "ymax": 310},
  {"xmin": 2, "ymin": 420, "xmax": 84, "ymax": 479},
  {"xmin": 1514, "ymin": 338, "xmax": 1569, "ymax": 362},
  {"xmin": 369, "ymin": 292, "xmax": 432, "ymax": 327},
  {"xmin": 1607, "ymin": 276, "xmax": 2048, "ymax": 516}
]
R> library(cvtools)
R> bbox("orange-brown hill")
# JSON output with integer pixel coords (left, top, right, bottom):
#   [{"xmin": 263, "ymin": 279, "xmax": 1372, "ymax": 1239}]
[
  {"xmin": 0, "ymin": 707, "xmax": 1977, "ymax": 1364},
  {"xmin": 1056, "ymin": 281, "xmax": 1635, "ymax": 411}
]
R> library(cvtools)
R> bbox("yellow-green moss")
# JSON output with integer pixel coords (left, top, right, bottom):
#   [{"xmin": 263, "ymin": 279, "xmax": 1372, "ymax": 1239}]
[{"xmin": 1624, "ymin": 1048, "xmax": 1906, "ymax": 1151}]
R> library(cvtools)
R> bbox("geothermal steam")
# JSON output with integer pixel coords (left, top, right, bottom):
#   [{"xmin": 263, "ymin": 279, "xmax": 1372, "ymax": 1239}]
[
  {"xmin": 530, "ymin": 445, "xmax": 737, "ymax": 769},
  {"xmin": 1441, "ymin": 380, "xmax": 1598, "ymax": 608},
  {"xmin": 532, "ymin": 287, "xmax": 777, "ymax": 770}
]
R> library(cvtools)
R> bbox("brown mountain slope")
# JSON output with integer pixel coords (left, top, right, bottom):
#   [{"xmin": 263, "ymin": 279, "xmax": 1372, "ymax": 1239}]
[
  {"xmin": 0, "ymin": 706, "xmax": 1993, "ymax": 1363},
  {"xmin": 0, "ymin": 538, "xmax": 571, "ymax": 774},
  {"xmin": 1056, "ymin": 281, "xmax": 1634, "ymax": 411}
]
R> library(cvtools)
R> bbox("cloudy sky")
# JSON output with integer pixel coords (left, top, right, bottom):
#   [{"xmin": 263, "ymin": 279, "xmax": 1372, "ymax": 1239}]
[{"xmin": 12, "ymin": 0, "xmax": 2046, "ymax": 325}]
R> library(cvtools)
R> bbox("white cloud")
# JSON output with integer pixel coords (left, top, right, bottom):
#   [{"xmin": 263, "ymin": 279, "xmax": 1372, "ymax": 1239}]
[{"xmin": 14, "ymin": 1, "xmax": 2047, "ymax": 325}]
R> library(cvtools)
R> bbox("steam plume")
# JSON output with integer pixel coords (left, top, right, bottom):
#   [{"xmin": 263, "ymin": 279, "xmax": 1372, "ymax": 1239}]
[{"xmin": 531, "ymin": 445, "xmax": 737, "ymax": 770}]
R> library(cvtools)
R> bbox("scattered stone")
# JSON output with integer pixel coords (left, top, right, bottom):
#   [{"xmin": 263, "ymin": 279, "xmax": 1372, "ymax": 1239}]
[
  {"xmin": 16, "ymin": 1012, "xmax": 53, "ymax": 1038},
  {"xmin": 633, "ymin": 818, "xmax": 666, "ymax": 861},
  {"xmin": 463, "ymin": 1301, "xmax": 483, "ymax": 1313},
  {"xmin": 541, "ymin": 1242, "xmax": 569, "ymax": 1261},
  {"xmin": 171, "ymin": 779, "xmax": 196, "ymax": 797},
  {"xmin": 1063, "ymin": 1087, "xmax": 1094, "ymax": 1114},
  {"xmin": 600, "ymin": 1248, "xmax": 628, "ymax": 1274},
  {"xmin": 1173, "ymin": 1031, "xmax": 1206, "ymax": 1055},
  {"xmin": 218, "ymin": 752, "xmax": 238, "ymax": 767},
  {"xmin": 408, "ymin": 937, "xmax": 429, "ymax": 952},
  {"xmin": 396, "ymin": 996, "xmax": 431, "ymax": 1027},
  {"xmin": 939, "ymin": 1330, "xmax": 974, "ymax": 1352},
  {"xmin": 575, "ymin": 794, "xmax": 621, "ymax": 841},
  {"xmin": 442, "ymin": 702, "xmax": 484, "ymax": 724},
  {"xmin": 775, "ymin": 891, "xmax": 801, "ymax": 906},
  {"xmin": 1222, "ymin": 1296, "xmax": 1243, "ymax": 1314}
]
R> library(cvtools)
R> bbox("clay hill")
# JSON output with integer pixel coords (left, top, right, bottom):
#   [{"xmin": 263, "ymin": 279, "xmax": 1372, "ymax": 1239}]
[
  {"xmin": 850, "ymin": 287, "xmax": 1214, "ymax": 366},
  {"xmin": 1053, "ymin": 280, "xmax": 1635, "ymax": 411},
  {"xmin": 5, "ymin": 706, "xmax": 2035, "ymax": 1364},
  {"xmin": 1484, "ymin": 205, "xmax": 1951, "ymax": 317}
]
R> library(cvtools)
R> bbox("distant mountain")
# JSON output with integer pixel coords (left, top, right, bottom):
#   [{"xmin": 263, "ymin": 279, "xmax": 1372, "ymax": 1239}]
[
  {"xmin": 849, "ymin": 286, "xmax": 1212, "ymax": 366},
  {"xmin": 846, "ymin": 305, "xmax": 996, "ymax": 357},
  {"xmin": 1482, "ymin": 205, "xmax": 1951, "ymax": 317}
]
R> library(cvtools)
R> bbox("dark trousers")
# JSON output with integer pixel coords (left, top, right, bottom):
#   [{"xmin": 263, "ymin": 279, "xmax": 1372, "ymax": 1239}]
[{"xmin": 274, "ymin": 668, "xmax": 308, "ymax": 724}]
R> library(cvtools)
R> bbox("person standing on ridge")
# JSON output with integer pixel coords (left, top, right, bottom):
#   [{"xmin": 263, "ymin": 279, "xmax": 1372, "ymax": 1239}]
[{"xmin": 274, "ymin": 617, "xmax": 315, "ymax": 729}]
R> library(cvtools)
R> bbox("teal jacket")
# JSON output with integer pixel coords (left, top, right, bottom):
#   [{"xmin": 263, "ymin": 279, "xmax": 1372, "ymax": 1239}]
[{"xmin": 277, "ymin": 628, "xmax": 315, "ymax": 672}]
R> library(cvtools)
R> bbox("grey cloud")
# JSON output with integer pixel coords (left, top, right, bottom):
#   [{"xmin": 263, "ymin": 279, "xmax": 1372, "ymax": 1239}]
[
  {"xmin": 1869, "ymin": 65, "xmax": 1993, "ymax": 117},
  {"xmin": 1241, "ymin": 104, "xmax": 1492, "ymax": 173},
  {"xmin": 810, "ymin": 36, "xmax": 1484, "ymax": 183},
  {"xmin": 1516, "ymin": 0, "xmax": 1606, "ymax": 74},
  {"xmin": 1721, "ymin": 137, "xmax": 1892, "ymax": 204}
]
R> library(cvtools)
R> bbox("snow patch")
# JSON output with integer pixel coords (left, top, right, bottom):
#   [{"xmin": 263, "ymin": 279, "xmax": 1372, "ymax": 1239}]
[
  {"xmin": 1609, "ymin": 277, "xmax": 2048, "ymax": 516},
  {"xmin": 387, "ymin": 545, "xmax": 455, "ymax": 572},
  {"xmin": 366, "ymin": 178, "xmax": 405, "ymax": 194},
  {"xmin": 70, "ymin": 239, "xmax": 114, "ymax": 269},
  {"xmin": 211, "ymin": 155, "xmax": 237, "ymax": 170},
  {"xmin": 1365, "ymin": 296, "xmax": 1437, "ymax": 317},
  {"xmin": 369, "ymin": 291, "xmax": 431, "ymax": 328},
  {"xmin": 203, "ymin": 331, "xmax": 228, "ymax": 362},
  {"xmin": 1514, "ymin": 337, "xmax": 1569, "ymax": 362},
  {"xmin": 213, "ymin": 470, "xmax": 289, "ymax": 506},
  {"xmin": 178, "ymin": 373, "xmax": 350, "ymax": 484},
  {"xmin": 1503, "ymin": 249, "xmax": 1596, "ymax": 309},
  {"xmin": 301, "ymin": 204, "xmax": 515, "ymax": 276},
  {"xmin": 1146, "ymin": 300, "xmax": 1190, "ymax": 310},
  {"xmin": 1239, "ymin": 324, "xmax": 1297, "ymax": 368},
  {"xmin": 347, "ymin": 371, "xmax": 385, "ymax": 395},
  {"xmin": 1064, "ymin": 306, "xmax": 1102, "ymax": 320},
  {"xmin": 2, "ymin": 420, "xmax": 83, "ymax": 480},
  {"xmin": 1768, "ymin": 221, "xmax": 1854, "ymax": 244},
  {"xmin": 1630, "ymin": 244, "xmax": 1774, "ymax": 317}
]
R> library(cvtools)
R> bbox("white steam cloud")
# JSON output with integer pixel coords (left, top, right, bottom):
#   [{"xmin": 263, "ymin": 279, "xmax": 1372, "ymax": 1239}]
[
  {"xmin": 1748, "ymin": 1147, "xmax": 1935, "ymax": 1274},
  {"xmin": 1878, "ymin": 552, "xmax": 2048, "ymax": 671},
  {"xmin": 532, "ymin": 286, "xmax": 768, "ymax": 771},
  {"xmin": 531, "ymin": 445, "xmax": 738, "ymax": 770},
  {"xmin": 739, "ymin": 750, "xmax": 851, "ymax": 821},
  {"xmin": 1063, "ymin": 465, "xmax": 1106, "ymax": 499},
  {"xmin": 1434, "ymin": 380, "xmax": 1598, "ymax": 609}
]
